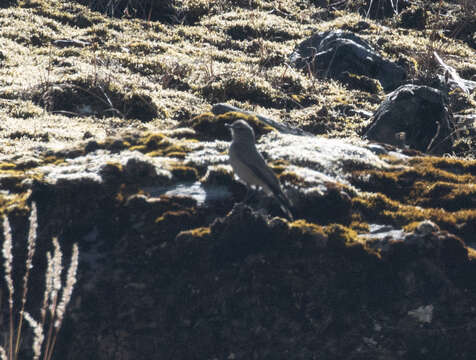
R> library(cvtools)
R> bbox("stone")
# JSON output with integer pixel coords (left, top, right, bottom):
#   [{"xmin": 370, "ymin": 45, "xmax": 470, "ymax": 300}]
[
  {"xmin": 290, "ymin": 30, "xmax": 406, "ymax": 91},
  {"xmin": 364, "ymin": 84, "xmax": 453, "ymax": 154}
]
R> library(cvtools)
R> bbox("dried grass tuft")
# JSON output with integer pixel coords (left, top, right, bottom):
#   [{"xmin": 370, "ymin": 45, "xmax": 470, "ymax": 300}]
[
  {"xmin": 0, "ymin": 202, "xmax": 79, "ymax": 360},
  {"xmin": 23, "ymin": 312, "xmax": 44, "ymax": 360}
]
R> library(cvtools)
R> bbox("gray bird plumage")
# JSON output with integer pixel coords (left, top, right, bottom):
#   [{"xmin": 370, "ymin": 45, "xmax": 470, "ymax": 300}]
[{"xmin": 226, "ymin": 120, "xmax": 293, "ymax": 219}]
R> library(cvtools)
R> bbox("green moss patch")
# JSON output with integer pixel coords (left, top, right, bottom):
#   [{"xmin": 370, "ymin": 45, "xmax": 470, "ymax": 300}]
[{"xmin": 351, "ymin": 154, "xmax": 476, "ymax": 244}]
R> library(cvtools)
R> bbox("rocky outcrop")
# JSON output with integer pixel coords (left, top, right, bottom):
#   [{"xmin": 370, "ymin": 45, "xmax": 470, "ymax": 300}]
[
  {"xmin": 290, "ymin": 30, "xmax": 406, "ymax": 91},
  {"xmin": 364, "ymin": 84, "xmax": 453, "ymax": 154}
]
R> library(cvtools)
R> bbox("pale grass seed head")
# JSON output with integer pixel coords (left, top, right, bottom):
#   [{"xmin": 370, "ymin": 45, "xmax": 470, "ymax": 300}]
[
  {"xmin": 0, "ymin": 346, "xmax": 7, "ymax": 360},
  {"xmin": 2, "ymin": 215, "xmax": 14, "ymax": 307},
  {"xmin": 24, "ymin": 312, "xmax": 45, "ymax": 360},
  {"xmin": 55, "ymin": 243, "xmax": 79, "ymax": 329},
  {"xmin": 26, "ymin": 202, "xmax": 38, "ymax": 271},
  {"xmin": 42, "ymin": 251, "xmax": 54, "ymax": 323},
  {"xmin": 21, "ymin": 202, "xmax": 38, "ymax": 307},
  {"xmin": 49, "ymin": 237, "xmax": 63, "ymax": 315}
]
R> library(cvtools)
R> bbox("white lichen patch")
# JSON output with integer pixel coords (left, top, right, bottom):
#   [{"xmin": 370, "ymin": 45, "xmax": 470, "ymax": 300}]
[
  {"xmin": 184, "ymin": 140, "xmax": 229, "ymax": 167},
  {"xmin": 258, "ymin": 132, "xmax": 390, "ymax": 185},
  {"xmin": 34, "ymin": 150, "xmax": 173, "ymax": 184}
]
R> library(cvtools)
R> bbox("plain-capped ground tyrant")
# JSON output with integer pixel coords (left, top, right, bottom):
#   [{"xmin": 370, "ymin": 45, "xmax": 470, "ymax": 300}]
[{"xmin": 226, "ymin": 119, "xmax": 293, "ymax": 220}]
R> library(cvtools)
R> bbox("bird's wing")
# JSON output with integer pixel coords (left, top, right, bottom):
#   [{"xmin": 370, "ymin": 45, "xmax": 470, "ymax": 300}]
[
  {"xmin": 237, "ymin": 145, "xmax": 294, "ymax": 218},
  {"xmin": 246, "ymin": 159, "xmax": 294, "ymax": 218},
  {"xmin": 239, "ymin": 148, "xmax": 281, "ymax": 192}
]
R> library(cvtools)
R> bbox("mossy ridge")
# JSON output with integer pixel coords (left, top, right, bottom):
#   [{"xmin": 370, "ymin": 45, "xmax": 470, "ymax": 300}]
[
  {"xmin": 128, "ymin": 132, "xmax": 192, "ymax": 159},
  {"xmin": 22, "ymin": 0, "xmax": 105, "ymax": 28},
  {"xmin": 352, "ymin": 191, "xmax": 476, "ymax": 244},
  {"xmin": 170, "ymin": 165, "xmax": 199, "ymax": 182},
  {"xmin": 191, "ymin": 111, "xmax": 274, "ymax": 140},
  {"xmin": 0, "ymin": 159, "xmax": 47, "ymax": 192},
  {"xmin": 182, "ymin": 215, "xmax": 373, "ymax": 255},
  {"xmin": 201, "ymin": 75, "xmax": 280, "ymax": 108},
  {"xmin": 352, "ymin": 156, "xmax": 476, "ymax": 203},
  {"xmin": 0, "ymin": 190, "xmax": 31, "ymax": 217}
]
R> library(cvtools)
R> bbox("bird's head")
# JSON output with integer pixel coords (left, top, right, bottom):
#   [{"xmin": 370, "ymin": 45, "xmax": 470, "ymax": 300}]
[{"xmin": 226, "ymin": 120, "xmax": 255, "ymax": 143}]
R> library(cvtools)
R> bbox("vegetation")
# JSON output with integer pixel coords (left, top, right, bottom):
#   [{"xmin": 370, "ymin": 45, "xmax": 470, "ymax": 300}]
[{"xmin": 0, "ymin": 203, "xmax": 78, "ymax": 360}]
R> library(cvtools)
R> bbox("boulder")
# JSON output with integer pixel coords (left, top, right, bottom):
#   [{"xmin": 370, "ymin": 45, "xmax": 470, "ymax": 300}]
[
  {"xmin": 364, "ymin": 84, "xmax": 453, "ymax": 154},
  {"xmin": 290, "ymin": 30, "xmax": 406, "ymax": 91}
]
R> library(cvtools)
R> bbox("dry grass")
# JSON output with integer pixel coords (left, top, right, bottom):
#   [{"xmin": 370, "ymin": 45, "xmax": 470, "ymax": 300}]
[
  {"xmin": 0, "ymin": 203, "xmax": 79, "ymax": 360},
  {"xmin": 0, "ymin": 0, "xmax": 474, "ymax": 156}
]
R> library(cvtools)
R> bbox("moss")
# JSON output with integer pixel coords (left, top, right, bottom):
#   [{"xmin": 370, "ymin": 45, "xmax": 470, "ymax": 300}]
[
  {"xmin": 43, "ymin": 156, "xmax": 65, "ymax": 165},
  {"xmin": 143, "ymin": 133, "xmax": 166, "ymax": 149},
  {"xmin": 403, "ymin": 221, "xmax": 424, "ymax": 233},
  {"xmin": 98, "ymin": 138, "xmax": 130, "ymax": 152},
  {"xmin": 278, "ymin": 171, "xmax": 304, "ymax": 186},
  {"xmin": 324, "ymin": 223, "xmax": 360, "ymax": 246},
  {"xmin": 340, "ymin": 72, "xmax": 383, "ymax": 94},
  {"xmin": 352, "ymin": 156, "xmax": 476, "ymax": 203},
  {"xmin": 200, "ymin": 165, "xmax": 233, "ymax": 187},
  {"xmin": 409, "ymin": 181, "xmax": 476, "ymax": 211},
  {"xmin": 170, "ymin": 165, "xmax": 198, "ymax": 182},
  {"xmin": 467, "ymin": 246, "xmax": 476, "ymax": 259},
  {"xmin": 123, "ymin": 91, "xmax": 160, "ymax": 122},
  {"xmin": 201, "ymin": 76, "xmax": 278, "ymax": 108},
  {"xmin": 352, "ymin": 190, "xmax": 476, "ymax": 244},
  {"xmin": 268, "ymin": 159, "xmax": 289, "ymax": 174},
  {"xmin": 352, "ymin": 193, "xmax": 403, "ymax": 222},
  {"xmin": 70, "ymin": 0, "xmax": 177, "ymax": 22},
  {"xmin": 191, "ymin": 111, "xmax": 274, "ymax": 141},
  {"xmin": 154, "ymin": 208, "xmax": 200, "ymax": 242},
  {"xmin": 26, "ymin": 0, "xmax": 103, "ymax": 28},
  {"xmin": 350, "ymin": 156, "xmax": 476, "ymax": 242},
  {"xmin": 162, "ymin": 144, "xmax": 187, "ymax": 156},
  {"xmin": 289, "ymin": 219, "xmax": 327, "ymax": 246},
  {"xmin": 156, "ymin": 209, "xmax": 194, "ymax": 224},
  {"xmin": 414, "ymin": 157, "xmax": 476, "ymax": 176},
  {"xmin": 129, "ymin": 145, "xmax": 148, "ymax": 153},
  {"xmin": 290, "ymin": 219, "xmax": 324, "ymax": 232},
  {"xmin": 0, "ymin": 162, "xmax": 17, "ymax": 170},
  {"xmin": 0, "ymin": 173, "xmax": 28, "ymax": 193},
  {"xmin": 0, "ymin": 190, "xmax": 31, "ymax": 217},
  {"xmin": 164, "ymin": 151, "xmax": 187, "ymax": 159},
  {"xmin": 349, "ymin": 221, "xmax": 370, "ymax": 233},
  {"xmin": 180, "ymin": 226, "xmax": 211, "ymax": 239},
  {"xmin": 105, "ymin": 161, "xmax": 124, "ymax": 172}
]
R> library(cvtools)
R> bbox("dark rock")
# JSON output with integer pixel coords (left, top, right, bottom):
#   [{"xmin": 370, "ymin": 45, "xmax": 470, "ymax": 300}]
[
  {"xmin": 290, "ymin": 30, "xmax": 406, "ymax": 91},
  {"xmin": 364, "ymin": 84, "xmax": 453, "ymax": 154}
]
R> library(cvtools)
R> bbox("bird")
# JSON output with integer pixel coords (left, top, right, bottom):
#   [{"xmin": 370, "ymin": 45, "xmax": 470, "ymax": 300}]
[{"xmin": 226, "ymin": 119, "xmax": 294, "ymax": 220}]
